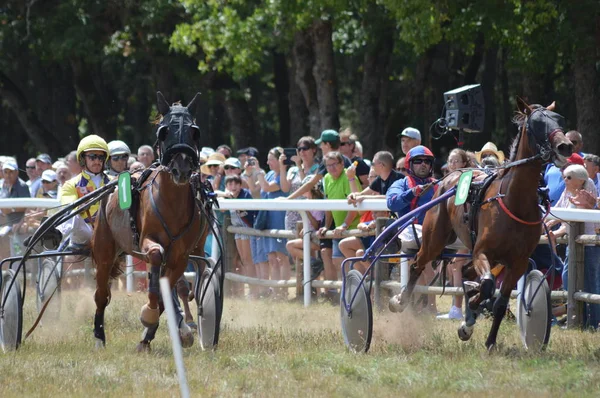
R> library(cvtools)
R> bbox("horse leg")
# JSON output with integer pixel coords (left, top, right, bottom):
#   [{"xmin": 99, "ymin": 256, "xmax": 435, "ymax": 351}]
[
  {"xmin": 177, "ymin": 274, "xmax": 196, "ymax": 329},
  {"xmin": 485, "ymin": 268, "xmax": 517, "ymax": 351},
  {"xmin": 166, "ymin": 266, "xmax": 194, "ymax": 348},
  {"xmin": 139, "ymin": 238, "xmax": 165, "ymax": 327},
  {"xmin": 468, "ymin": 252, "xmax": 495, "ymax": 311}
]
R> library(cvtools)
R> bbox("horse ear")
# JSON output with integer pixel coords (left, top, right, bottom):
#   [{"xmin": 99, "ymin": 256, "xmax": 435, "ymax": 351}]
[
  {"xmin": 186, "ymin": 92, "xmax": 201, "ymax": 116},
  {"xmin": 156, "ymin": 91, "xmax": 170, "ymax": 115},
  {"xmin": 516, "ymin": 96, "xmax": 532, "ymax": 115},
  {"xmin": 546, "ymin": 101, "xmax": 556, "ymax": 111}
]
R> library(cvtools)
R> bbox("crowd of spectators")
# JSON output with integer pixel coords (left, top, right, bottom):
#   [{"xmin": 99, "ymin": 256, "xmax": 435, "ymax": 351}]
[{"xmin": 1, "ymin": 125, "xmax": 599, "ymax": 328}]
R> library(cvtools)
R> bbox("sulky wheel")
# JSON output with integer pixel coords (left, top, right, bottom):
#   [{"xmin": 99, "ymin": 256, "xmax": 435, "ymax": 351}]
[
  {"xmin": 36, "ymin": 257, "xmax": 62, "ymax": 322},
  {"xmin": 340, "ymin": 269, "xmax": 373, "ymax": 353},
  {"xmin": 0, "ymin": 269, "xmax": 23, "ymax": 352},
  {"xmin": 196, "ymin": 268, "xmax": 222, "ymax": 350},
  {"xmin": 517, "ymin": 270, "xmax": 552, "ymax": 351}
]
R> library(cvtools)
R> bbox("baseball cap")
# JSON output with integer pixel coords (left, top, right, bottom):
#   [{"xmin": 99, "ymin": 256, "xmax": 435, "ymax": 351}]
[
  {"xmin": 567, "ymin": 153, "xmax": 584, "ymax": 166},
  {"xmin": 41, "ymin": 169, "xmax": 57, "ymax": 182},
  {"xmin": 315, "ymin": 129, "xmax": 339, "ymax": 145},
  {"xmin": 400, "ymin": 127, "xmax": 421, "ymax": 141},
  {"xmin": 224, "ymin": 157, "xmax": 242, "ymax": 169},
  {"xmin": 2, "ymin": 160, "xmax": 18, "ymax": 171},
  {"xmin": 237, "ymin": 147, "xmax": 260, "ymax": 158},
  {"xmin": 36, "ymin": 153, "xmax": 52, "ymax": 164}
]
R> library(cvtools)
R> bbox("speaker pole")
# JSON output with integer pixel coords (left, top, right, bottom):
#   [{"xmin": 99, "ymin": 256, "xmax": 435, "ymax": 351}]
[{"xmin": 457, "ymin": 128, "xmax": 465, "ymax": 148}]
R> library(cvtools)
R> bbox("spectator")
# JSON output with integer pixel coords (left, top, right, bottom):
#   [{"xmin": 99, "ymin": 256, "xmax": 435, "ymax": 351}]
[
  {"xmin": 0, "ymin": 160, "xmax": 31, "ymax": 257},
  {"xmin": 285, "ymin": 176, "xmax": 325, "ymax": 287},
  {"xmin": 339, "ymin": 128, "xmax": 370, "ymax": 186},
  {"xmin": 223, "ymin": 174, "xmax": 258, "ymax": 298},
  {"xmin": 217, "ymin": 144, "xmax": 233, "ymax": 158},
  {"xmin": 584, "ymin": 154, "xmax": 600, "ymax": 193},
  {"xmin": 107, "ymin": 140, "xmax": 132, "ymax": 177},
  {"xmin": 31, "ymin": 153, "xmax": 53, "ymax": 198},
  {"xmin": 437, "ymin": 148, "xmax": 472, "ymax": 320},
  {"xmin": 347, "ymin": 151, "xmax": 403, "ymax": 205},
  {"xmin": 247, "ymin": 147, "xmax": 291, "ymax": 299},
  {"xmin": 65, "ymin": 150, "xmax": 82, "ymax": 176},
  {"xmin": 129, "ymin": 161, "xmax": 145, "ymax": 172},
  {"xmin": 387, "ymin": 145, "xmax": 439, "ymax": 315},
  {"xmin": 137, "ymin": 145, "xmax": 155, "ymax": 168},
  {"xmin": 400, "ymin": 127, "xmax": 421, "ymax": 155},
  {"xmin": 544, "ymin": 152, "xmax": 584, "ymax": 205},
  {"xmin": 40, "ymin": 170, "xmax": 59, "ymax": 198},
  {"xmin": 236, "ymin": 147, "xmax": 259, "ymax": 167},
  {"xmin": 200, "ymin": 153, "xmax": 226, "ymax": 191},
  {"xmin": 475, "ymin": 142, "xmax": 505, "ymax": 165},
  {"xmin": 317, "ymin": 151, "xmax": 360, "ymax": 302},
  {"xmin": 566, "ymin": 130, "xmax": 583, "ymax": 156},
  {"xmin": 280, "ymin": 136, "xmax": 320, "ymax": 230},
  {"xmin": 481, "ymin": 156, "xmax": 500, "ymax": 169},
  {"xmin": 396, "ymin": 157, "xmax": 407, "ymax": 175},
  {"xmin": 55, "ymin": 163, "xmax": 72, "ymax": 188},
  {"xmin": 547, "ymin": 164, "xmax": 600, "ymax": 329},
  {"xmin": 25, "ymin": 158, "xmax": 39, "ymax": 188}
]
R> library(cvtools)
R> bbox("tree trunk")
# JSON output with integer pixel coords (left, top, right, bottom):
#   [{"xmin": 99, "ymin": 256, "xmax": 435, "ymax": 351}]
[
  {"xmin": 223, "ymin": 93, "xmax": 255, "ymax": 150},
  {"xmin": 287, "ymin": 54, "xmax": 309, "ymax": 143},
  {"xmin": 70, "ymin": 58, "xmax": 118, "ymax": 140},
  {"xmin": 573, "ymin": 49, "xmax": 600, "ymax": 154},
  {"xmin": 357, "ymin": 33, "xmax": 393, "ymax": 158},
  {"xmin": 464, "ymin": 32, "xmax": 485, "ymax": 84},
  {"xmin": 310, "ymin": 19, "xmax": 340, "ymax": 132},
  {"xmin": 500, "ymin": 48, "xmax": 514, "ymax": 149},
  {"xmin": 273, "ymin": 52, "xmax": 291, "ymax": 147},
  {"xmin": 292, "ymin": 30, "xmax": 321, "ymax": 137},
  {"xmin": 0, "ymin": 70, "xmax": 54, "ymax": 154}
]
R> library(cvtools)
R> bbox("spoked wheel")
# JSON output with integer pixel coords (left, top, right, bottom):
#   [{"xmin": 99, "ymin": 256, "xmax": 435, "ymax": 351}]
[
  {"xmin": 36, "ymin": 257, "xmax": 61, "ymax": 321},
  {"xmin": 517, "ymin": 270, "xmax": 551, "ymax": 350},
  {"xmin": 196, "ymin": 268, "xmax": 222, "ymax": 350},
  {"xmin": 0, "ymin": 269, "xmax": 23, "ymax": 352},
  {"xmin": 340, "ymin": 269, "xmax": 373, "ymax": 353}
]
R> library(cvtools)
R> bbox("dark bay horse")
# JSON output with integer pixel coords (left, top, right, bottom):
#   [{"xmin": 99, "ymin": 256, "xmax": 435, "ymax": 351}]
[
  {"xmin": 91, "ymin": 92, "xmax": 209, "ymax": 350},
  {"xmin": 389, "ymin": 100, "xmax": 573, "ymax": 349}
]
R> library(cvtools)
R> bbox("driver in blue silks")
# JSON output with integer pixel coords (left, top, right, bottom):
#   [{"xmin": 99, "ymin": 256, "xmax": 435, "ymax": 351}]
[{"xmin": 386, "ymin": 145, "xmax": 438, "ymax": 314}]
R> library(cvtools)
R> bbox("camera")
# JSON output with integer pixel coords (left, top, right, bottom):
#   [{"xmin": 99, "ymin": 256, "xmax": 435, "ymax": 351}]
[
  {"xmin": 283, "ymin": 148, "xmax": 296, "ymax": 166},
  {"xmin": 247, "ymin": 159, "xmax": 256, "ymax": 166}
]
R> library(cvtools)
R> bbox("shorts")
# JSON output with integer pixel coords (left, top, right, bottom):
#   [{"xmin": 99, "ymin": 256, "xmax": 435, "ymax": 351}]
[
  {"xmin": 251, "ymin": 236, "xmax": 268, "ymax": 264},
  {"xmin": 360, "ymin": 236, "xmax": 375, "ymax": 251},
  {"xmin": 320, "ymin": 238, "xmax": 333, "ymax": 250},
  {"xmin": 332, "ymin": 239, "xmax": 343, "ymax": 259}
]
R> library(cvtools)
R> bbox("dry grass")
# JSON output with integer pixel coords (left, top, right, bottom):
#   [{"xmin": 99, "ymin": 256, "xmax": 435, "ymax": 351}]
[{"xmin": 1, "ymin": 287, "xmax": 600, "ymax": 397}]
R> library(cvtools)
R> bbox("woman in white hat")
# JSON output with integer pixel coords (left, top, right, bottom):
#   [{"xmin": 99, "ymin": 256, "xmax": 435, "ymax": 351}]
[{"xmin": 475, "ymin": 142, "xmax": 505, "ymax": 164}]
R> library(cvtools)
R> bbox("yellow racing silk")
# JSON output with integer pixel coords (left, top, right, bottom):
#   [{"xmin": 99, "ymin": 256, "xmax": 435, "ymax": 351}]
[{"xmin": 59, "ymin": 170, "xmax": 110, "ymax": 223}]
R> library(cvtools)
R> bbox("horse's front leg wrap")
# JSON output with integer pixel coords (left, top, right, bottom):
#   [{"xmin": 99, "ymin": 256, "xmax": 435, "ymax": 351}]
[
  {"xmin": 94, "ymin": 312, "xmax": 106, "ymax": 347},
  {"xmin": 140, "ymin": 265, "xmax": 161, "ymax": 327}
]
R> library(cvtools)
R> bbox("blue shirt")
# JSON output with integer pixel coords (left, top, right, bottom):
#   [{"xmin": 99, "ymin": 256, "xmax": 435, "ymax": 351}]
[
  {"xmin": 543, "ymin": 164, "xmax": 565, "ymax": 206},
  {"xmin": 386, "ymin": 176, "xmax": 435, "ymax": 224}
]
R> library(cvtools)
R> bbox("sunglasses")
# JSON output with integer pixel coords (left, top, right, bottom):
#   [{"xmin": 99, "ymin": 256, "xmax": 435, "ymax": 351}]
[
  {"xmin": 42, "ymin": 180, "xmax": 54, "ymax": 184},
  {"xmin": 297, "ymin": 147, "xmax": 310, "ymax": 152},
  {"xmin": 224, "ymin": 166, "xmax": 239, "ymax": 170},
  {"xmin": 564, "ymin": 176, "xmax": 572, "ymax": 180},
  {"xmin": 340, "ymin": 142, "xmax": 352, "ymax": 146},
  {"xmin": 112, "ymin": 155, "xmax": 128, "ymax": 161},
  {"xmin": 26, "ymin": 166, "xmax": 36, "ymax": 170},
  {"xmin": 85, "ymin": 154, "xmax": 106, "ymax": 162},
  {"xmin": 208, "ymin": 164, "xmax": 219, "ymax": 168},
  {"xmin": 412, "ymin": 158, "xmax": 432, "ymax": 165},
  {"xmin": 570, "ymin": 140, "xmax": 579, "ymax": 146}
]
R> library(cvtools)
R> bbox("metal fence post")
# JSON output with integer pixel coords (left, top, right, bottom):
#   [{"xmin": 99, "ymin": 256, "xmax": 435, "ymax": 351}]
[
  {"xmin": 295, "ymin": 222, "xmax": 304, "ymax": 301},
  {"xmin": 221, "ymin": 212, "xmax": 236, "ymax": 297},
  {"xmin": 373, "ymin": 217, "xmax": 388, "ymax": 311},
  {"xmin": 567, "ymin": 221, "xmax": 585, "ymax": 328}
]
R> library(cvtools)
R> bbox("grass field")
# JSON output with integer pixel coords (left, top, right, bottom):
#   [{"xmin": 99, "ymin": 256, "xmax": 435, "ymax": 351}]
[{"xmin": 2, "ymin": 287, "xmax": 600, "ymax": 397}]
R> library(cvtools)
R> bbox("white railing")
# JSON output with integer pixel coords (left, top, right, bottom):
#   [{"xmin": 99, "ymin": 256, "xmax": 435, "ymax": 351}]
[{"xmin": 2, "ymin": 198, "xmax": 600, "ymax": 326}]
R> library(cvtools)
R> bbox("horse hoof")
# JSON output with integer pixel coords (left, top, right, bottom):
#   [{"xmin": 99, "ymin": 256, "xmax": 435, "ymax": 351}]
[
  {"xmin": 186, "ymin": 321, "xmax": 198, "ymax": 330},
  {"xmin": 95, "ymin": 338, "xmax": 105, "ymax": 350},
  {"xmin": 136, "ymin": 341, "xmax": 151, "ymax": 353},
  {"xmin": 388, "ymin": 294, "xmax": 407, "ymax": 313},
  {"xmin": 486, "ymin": 343, "xmax": 497, "ymax": 354},
  {"xmin": 180, "ymin": 330, "xmax": 194, "ymax": 348},
  {"xmin": 458, "ymin": 322, "xmax": 474, "ymax": 341},
  {"xmin": 140, "ymin": 304, "xmax": 160, "ymax": 327},
  {"xmin": 188, "ymin": 292, "xmax": 195, "ymax": 302}
]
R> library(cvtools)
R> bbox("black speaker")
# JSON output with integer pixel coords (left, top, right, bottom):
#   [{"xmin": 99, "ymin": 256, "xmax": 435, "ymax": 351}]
[{"xmin": 444, "ymin": 84, "xmax": 485, "ymax": 133}]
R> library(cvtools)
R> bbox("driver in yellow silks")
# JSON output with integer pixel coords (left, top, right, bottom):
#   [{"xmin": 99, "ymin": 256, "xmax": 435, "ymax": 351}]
[{"xmin": 57, "ymin": 135, "xmax": 111, "ymax": 251}]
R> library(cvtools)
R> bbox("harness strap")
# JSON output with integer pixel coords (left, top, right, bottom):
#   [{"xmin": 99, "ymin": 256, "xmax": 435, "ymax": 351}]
[{"xmin": 496, "ymin": 197, "xmax": 549, "ymax": 226}]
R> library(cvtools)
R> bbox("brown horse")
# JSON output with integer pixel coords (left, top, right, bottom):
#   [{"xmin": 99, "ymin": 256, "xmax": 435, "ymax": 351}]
[
  {"xmin": 91, "ymin": 92, "xmax": 209, "ymax": 350},
  {"xmin": 389, "ymin": 99, "xmax": 573, "ymax": 349}
]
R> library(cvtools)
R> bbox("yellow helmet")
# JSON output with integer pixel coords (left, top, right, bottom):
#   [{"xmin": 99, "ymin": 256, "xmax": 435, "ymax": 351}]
[{"xmin": 76, "ymin": 135, "xmax": 109, "ymax": 164}]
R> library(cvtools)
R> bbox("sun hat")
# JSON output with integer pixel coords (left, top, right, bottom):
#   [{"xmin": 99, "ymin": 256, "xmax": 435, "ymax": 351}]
[
  {"xmin": 200, "ymin": 153, "xmax": 226, "ymax": 174},
  {"xmin": 41, "ymin": 169, "xmax": 57, "ymax": 182},
  {"xmin": 2, "ymin": 160, "xmax": 18, "ymax": 171},
  {"xmin": 224, "ymin": 157, "xmax": 242, "ymax": 169},
  {"xmin": 475, "ymin": 142, "xmax": 505, "ymax": 163}
]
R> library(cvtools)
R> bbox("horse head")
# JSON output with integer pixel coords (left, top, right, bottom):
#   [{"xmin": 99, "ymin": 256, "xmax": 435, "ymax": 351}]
[
  {"xmin": 516, "ymin": 98, "xmax": 573, "ymax": 167},
  {"xmin": 155, "ymin": 91, "xmax": 201, "ymax": 184}
]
